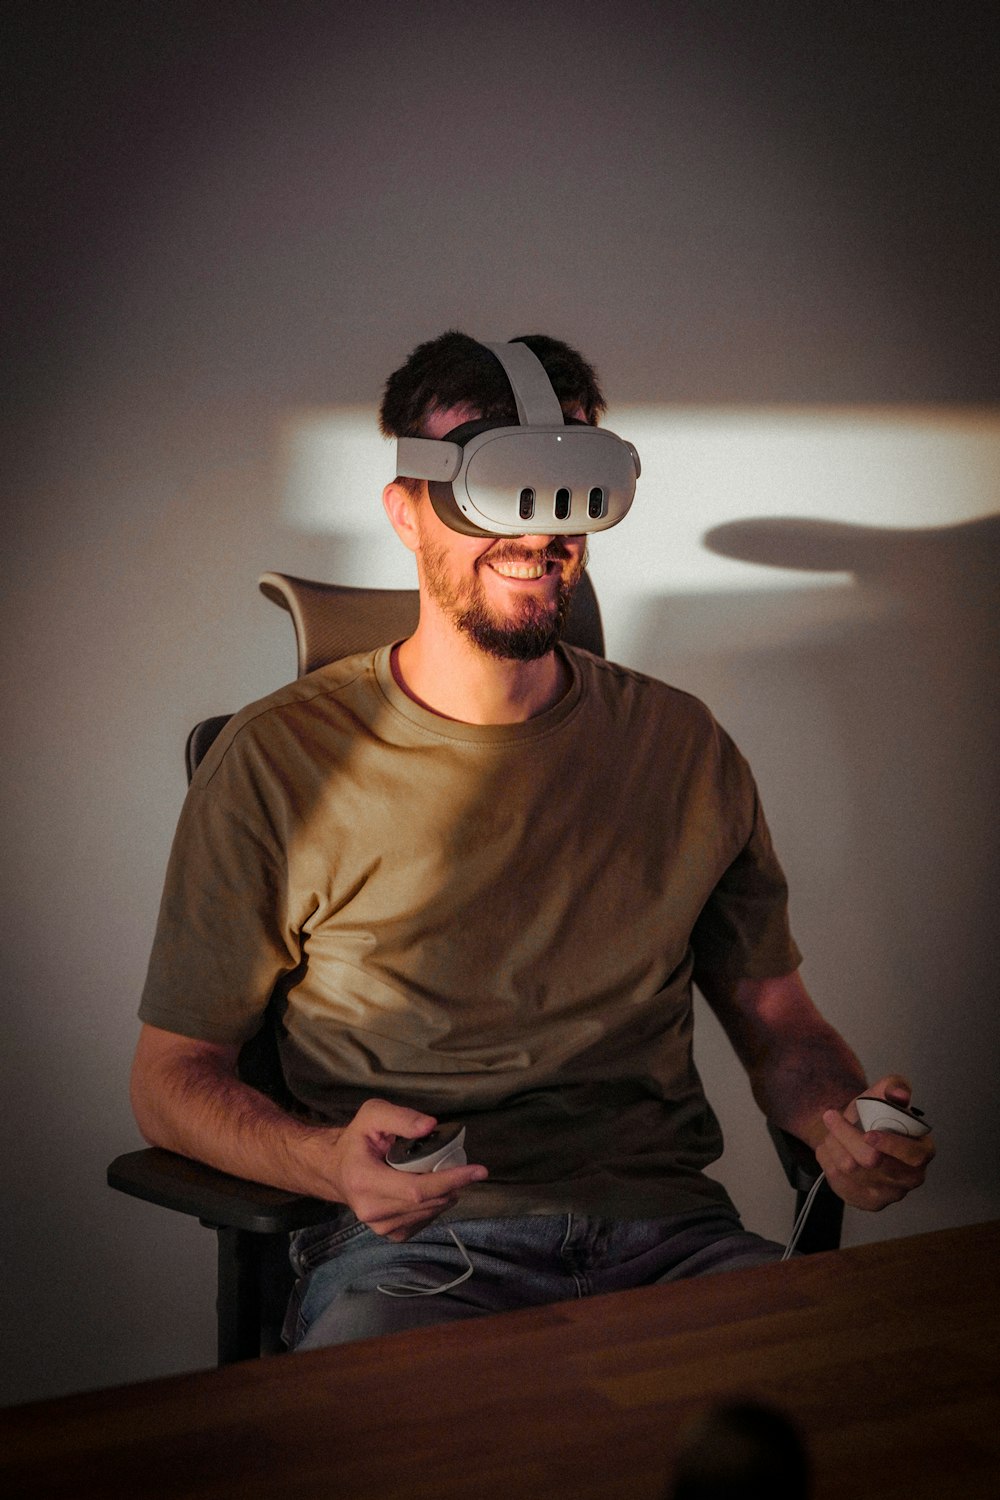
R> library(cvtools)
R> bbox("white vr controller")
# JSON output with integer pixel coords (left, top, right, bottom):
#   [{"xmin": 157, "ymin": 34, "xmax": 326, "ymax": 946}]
[
  {"xmin": 854, "ymin": 1097, "xmax": 931, "ymax": 1138},
  {"xmin": 385, "ymin": 1122, "xmax": 468, "ymax": 1173}
]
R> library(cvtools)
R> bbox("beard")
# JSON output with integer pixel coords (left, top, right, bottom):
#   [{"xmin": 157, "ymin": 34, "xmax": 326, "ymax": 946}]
[{"xmin": 421, "ymin": 536, "xmax": 587, "ymax": 661}]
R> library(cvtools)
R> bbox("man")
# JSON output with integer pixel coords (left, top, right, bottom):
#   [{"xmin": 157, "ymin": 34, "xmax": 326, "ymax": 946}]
[{"xmin": 132, "ymin": 332, "xmax": 933, "ymax": 1348}]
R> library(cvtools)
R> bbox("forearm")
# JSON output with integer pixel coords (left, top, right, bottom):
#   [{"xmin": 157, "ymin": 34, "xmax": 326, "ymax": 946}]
[
  {"xmin": 130, "ymin": 1026, "xmax": 342, "ymax": 1200},
  {"xmin": 747, "ymin": 1022, "xmax": 867, "ymax": 1147},
  {"xmin": 701, "ymin": 970, "xmax": 933, "ymax": 1210},
  {"xmin": 130, "ymin": 1023, "xmax": 489, "ymax": 1240},
  {"xmin": 701, "ymin": 970, "xmax": 866, "ymax": 1146}
]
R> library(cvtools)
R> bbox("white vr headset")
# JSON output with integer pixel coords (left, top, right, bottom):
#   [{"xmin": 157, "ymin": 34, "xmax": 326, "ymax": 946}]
[{"xmin": 394, "ymin": 340, "xmax": 641, "ymax": 538}]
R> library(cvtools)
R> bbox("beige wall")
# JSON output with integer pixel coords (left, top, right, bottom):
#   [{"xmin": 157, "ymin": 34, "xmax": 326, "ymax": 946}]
[{"xmin": 3, "ymin": 3, "xmax": 997, "ymax": 1405}]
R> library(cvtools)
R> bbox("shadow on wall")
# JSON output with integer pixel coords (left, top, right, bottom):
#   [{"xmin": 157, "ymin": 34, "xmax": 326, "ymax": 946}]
[{"xmin": 629, "ymin": 513, "xmax": 999, "ymax": 1237}]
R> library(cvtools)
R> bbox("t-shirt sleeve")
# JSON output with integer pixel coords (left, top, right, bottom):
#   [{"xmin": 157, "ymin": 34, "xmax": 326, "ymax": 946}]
[
  {"xmin": 138, "ymin": 734, "xmax": 302, "ymax": 1045},
  {"xmin": 689, "ymin": 744, "xmax": 802, "ymax": 984}
]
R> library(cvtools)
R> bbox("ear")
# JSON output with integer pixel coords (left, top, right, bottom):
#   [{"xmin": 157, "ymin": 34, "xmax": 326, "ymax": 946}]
[{"xmin": 382, "ymin": 481, "xmax": 423, "ymax": 554}]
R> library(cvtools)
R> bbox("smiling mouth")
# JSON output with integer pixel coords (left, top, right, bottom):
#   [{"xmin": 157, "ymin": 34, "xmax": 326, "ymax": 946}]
[{"xmin": 489, "ymin": 559, "xmax": 549, "ymax": 580}]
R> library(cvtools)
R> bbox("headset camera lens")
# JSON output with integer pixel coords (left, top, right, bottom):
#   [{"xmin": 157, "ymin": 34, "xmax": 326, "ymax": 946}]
[
  {"xmin": 518, "ymin": 488, "xmax": 535, "ymax": 520},
  {"xmin": 554, "ymin": 488, "xmax": 572, "ymax": 520},
  {"xmin": 588, "ymin": 487, "xmax": 605, "ymax": 518}
]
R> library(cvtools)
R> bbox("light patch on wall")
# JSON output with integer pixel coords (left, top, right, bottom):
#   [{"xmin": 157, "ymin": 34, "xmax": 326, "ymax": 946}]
[
  {"xmin": 281, "ymin": 406, "xmax": 396, "ymax": 539},
  {"xmin": 279, "ymin": 405, "xmax": 1000, "ymax": 595},
  {"xmin": 597, "ymin": 406, "xmax": 999, "ymax": 594}
]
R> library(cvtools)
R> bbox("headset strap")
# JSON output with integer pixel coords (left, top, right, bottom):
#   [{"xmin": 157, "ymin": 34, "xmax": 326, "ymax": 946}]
[
  {"xmin": 395, "ymin": 340, "xmax": 565, "ymax": 479},
  {"xmin": 394, "ymin": 436, "xmax": 463, "ymax": 481},
  {"xmin": 481, "ymin": 341, "xmax": 565, "ymax": 426}
]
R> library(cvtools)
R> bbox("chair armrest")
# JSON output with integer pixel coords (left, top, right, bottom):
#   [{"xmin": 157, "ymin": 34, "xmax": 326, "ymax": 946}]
[
  {"xmin": 766, "ymin": 1122, "xmax": 823, "ymax": 1195},
  {"xmin": 108, "ymin": 1148, "xmax": 334, "ymax": 1234}
]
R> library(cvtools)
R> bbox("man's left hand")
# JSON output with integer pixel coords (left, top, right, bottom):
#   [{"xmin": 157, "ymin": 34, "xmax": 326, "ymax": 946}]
[{"xmin": 816, "ymin": 1074, "xmax": 935, "ymax": 1210}]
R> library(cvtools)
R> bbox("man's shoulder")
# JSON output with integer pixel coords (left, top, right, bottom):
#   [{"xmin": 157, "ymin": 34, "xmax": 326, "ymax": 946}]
[
  {"xmin": 567, "ymin": 644, "xmax": 720, "ymax": 732},
  {"xmin": 192, "ymin": 648, "xmax": 381, "ymax": 783}
]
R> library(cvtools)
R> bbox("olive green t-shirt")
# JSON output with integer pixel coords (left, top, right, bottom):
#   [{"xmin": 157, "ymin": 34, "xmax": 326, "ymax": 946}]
[{"xmin": 140, "ymin": 644, "xmax": 801, "ymax": 1219}]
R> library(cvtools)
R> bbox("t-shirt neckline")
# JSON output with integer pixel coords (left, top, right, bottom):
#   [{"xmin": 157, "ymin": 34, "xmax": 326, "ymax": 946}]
[{"xmin": 372, "ymin": 641, "xmax": 584, "ymax": 744}]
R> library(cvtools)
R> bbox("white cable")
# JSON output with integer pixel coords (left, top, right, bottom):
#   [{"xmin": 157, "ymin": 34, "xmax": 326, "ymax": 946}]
[
  {"xmin": 782, "ymin": 1171, "xmax": 827, "ymax": 1260},
  {"xmin": 377, "ymin": 1227, "xmax": 475, "ymax": 1298}
]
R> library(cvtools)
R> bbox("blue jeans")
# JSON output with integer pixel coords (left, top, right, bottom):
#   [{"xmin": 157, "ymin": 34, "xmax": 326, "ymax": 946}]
[{"xmin": 286, "ymin": 1207, "xmax": 786, "ymax": 1350}]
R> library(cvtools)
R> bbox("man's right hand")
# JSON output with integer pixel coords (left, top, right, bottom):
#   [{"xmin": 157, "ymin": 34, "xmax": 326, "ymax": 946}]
[
  {"xmin": 130, "ymin": 1027, "xmax": 487, "ymax": 1240},
  {"xmin": 324, "ymin": 1099, "xmax": 489, "ymax": 1242}
]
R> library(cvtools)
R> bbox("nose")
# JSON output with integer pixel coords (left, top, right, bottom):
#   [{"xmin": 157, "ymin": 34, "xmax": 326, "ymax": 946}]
[{"xmin": 514, "ymin": 533, "xmax": 584, "ymax": 548}]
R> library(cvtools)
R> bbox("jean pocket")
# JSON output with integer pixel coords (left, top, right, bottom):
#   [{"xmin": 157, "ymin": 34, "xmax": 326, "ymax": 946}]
[{"xmin": 289, "ymin": 1211, "xmax": 372, "ymax": 1275}]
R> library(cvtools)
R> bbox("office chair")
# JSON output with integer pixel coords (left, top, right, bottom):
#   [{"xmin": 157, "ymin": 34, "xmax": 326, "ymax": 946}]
[{"xmin": 109, "ymin": 569, "xmax": 841, "ymax": 1367}]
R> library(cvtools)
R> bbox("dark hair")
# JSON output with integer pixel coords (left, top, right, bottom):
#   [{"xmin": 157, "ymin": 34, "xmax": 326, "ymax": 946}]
[{"xmin": 379, "ymin": 331, "xmax": 607, "ymax": 440}]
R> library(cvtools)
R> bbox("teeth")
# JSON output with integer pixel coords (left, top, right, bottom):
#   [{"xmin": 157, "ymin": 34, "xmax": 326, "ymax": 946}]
[{"xmin": 492, "ymin": 561, "xmax": 546, "ymax": 579}]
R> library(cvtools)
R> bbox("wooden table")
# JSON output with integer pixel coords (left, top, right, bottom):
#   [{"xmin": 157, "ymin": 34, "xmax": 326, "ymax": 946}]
[{"xmin": 3, "ymin": 1221, "xmax": 997, "ymax": 1499}]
